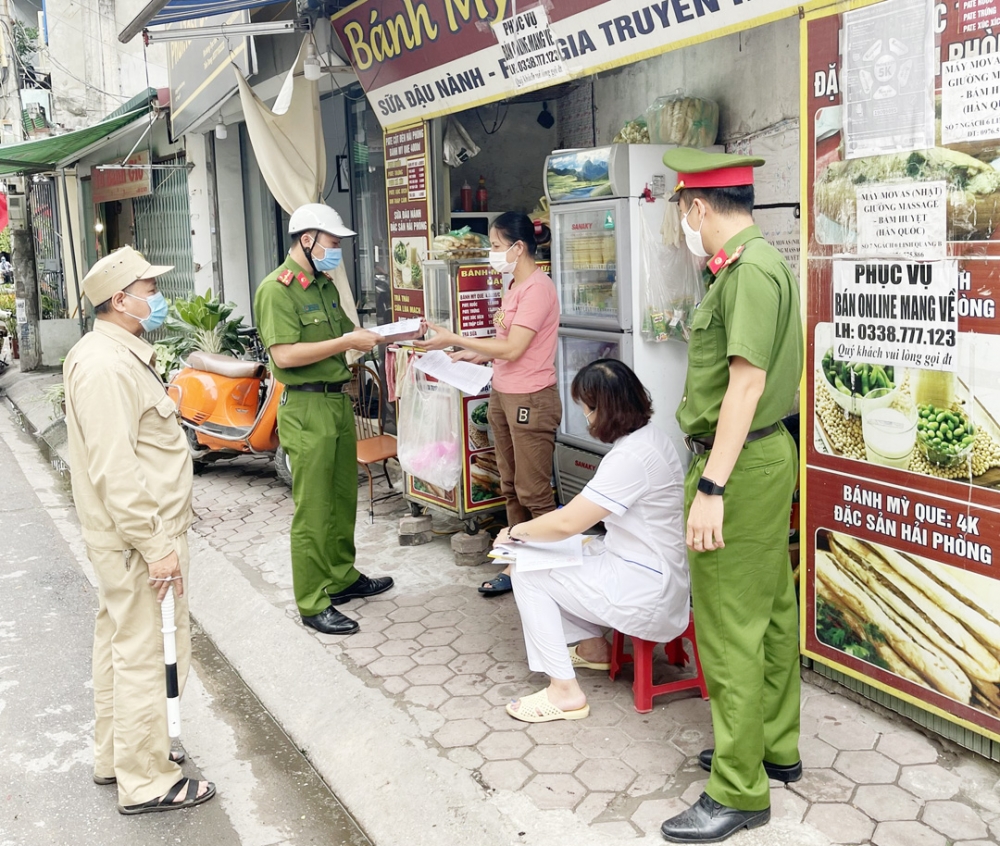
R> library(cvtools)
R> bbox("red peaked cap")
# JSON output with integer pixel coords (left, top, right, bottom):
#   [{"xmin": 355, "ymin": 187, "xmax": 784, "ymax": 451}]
[{"xmin": 662, "ymin": 149, "xmax": 766, "ymax": 201}]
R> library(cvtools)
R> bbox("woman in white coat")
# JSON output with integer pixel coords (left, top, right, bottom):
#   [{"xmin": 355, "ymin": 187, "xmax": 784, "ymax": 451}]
[{"xmin": 497, "ymin": 359, "xmax": 690, "ymax": 723}]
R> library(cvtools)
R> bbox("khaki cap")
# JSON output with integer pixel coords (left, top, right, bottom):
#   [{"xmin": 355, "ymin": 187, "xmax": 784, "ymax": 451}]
[{"xmin": 83, "ymin": 246, "xmax": 173, "ymax": 307}]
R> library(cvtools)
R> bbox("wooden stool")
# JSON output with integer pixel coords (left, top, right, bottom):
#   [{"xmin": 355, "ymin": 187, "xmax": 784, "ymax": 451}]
[{"xmin": 609, "ymin": 613, "xmax": 709, "ymax": 714}]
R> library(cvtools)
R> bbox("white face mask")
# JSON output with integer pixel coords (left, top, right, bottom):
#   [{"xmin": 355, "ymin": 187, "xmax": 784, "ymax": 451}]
[
  {"xmin": 488, "ymin": 243, "xmax": 518, "ymax": 274},
  {"xmin": 681, "ymin": 204, "xmax": 709, "ymax": 258}
]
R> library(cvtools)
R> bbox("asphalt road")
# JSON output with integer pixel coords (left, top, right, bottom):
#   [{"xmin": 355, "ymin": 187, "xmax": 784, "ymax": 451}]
[{"xmin": 0, "ymin": 402, "xmax": 372, "ymax": 846}]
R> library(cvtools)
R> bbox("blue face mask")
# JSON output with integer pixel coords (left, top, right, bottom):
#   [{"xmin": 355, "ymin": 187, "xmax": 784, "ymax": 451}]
[
  {"xmin": 312, "ymin": 244, "xmax": 343, "ymax": 273},
  {"xmin": 125, "ymin": 291, "xmax": 169, "ymax": 332}
]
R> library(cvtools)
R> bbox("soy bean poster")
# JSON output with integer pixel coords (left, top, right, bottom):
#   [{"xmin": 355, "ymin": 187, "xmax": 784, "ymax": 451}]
[{"xmin": 802, "ymin": 0, "xmax": 1000, "ymax": 741}]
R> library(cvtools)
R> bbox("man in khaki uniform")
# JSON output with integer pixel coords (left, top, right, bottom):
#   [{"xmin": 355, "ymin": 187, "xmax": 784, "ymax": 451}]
[
  {"xmin": 658, "ymin": 150, "xmax": 803, "ymax": 844},
  {"xmin": 64, "ymin": 246, "xmax": 215, "ymax": 815}
]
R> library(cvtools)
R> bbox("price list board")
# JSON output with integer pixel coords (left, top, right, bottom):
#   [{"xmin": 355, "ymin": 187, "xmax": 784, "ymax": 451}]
[
  {"xmin": 456, "ymin": 264, "xmax": 503, "ymax": 338},
  {"xmin": 803, "ymin": 0, "xmax": 1000, "ymax": 743},
  {"xmin": 385, "ymin": 122, "xmax": 431, "ymax": 319}
]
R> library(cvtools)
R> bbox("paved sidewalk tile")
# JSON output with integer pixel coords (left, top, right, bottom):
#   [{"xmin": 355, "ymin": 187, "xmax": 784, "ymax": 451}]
[{"xmin": 189, "ymin": 455, "xmax": 1000, "ymax": 842}]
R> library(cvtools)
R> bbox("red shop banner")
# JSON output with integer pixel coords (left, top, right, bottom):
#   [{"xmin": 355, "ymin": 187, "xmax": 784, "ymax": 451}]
[{"xmin": 803, "ymin": 0, "xmax": 1000, "ymax": 741}]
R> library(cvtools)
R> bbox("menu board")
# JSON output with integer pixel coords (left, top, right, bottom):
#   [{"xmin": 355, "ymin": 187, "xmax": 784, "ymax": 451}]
[
  {"xmin": 803, "ymin": 0, "xmax": 1000, "ymax": 742},
  {"xmin": 386, "ymin": 122, "xmax": 431, "ymax": 320},
  {"xmin": 456, "ymin": 264, "xmax": 504, "ymax": 338}
]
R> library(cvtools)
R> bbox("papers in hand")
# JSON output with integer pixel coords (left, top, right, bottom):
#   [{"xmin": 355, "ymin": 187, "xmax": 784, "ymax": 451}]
[
  {"xmin": 413, "ymin": 349, "xmax": 493, "ymax": 395},
  {"xmin": 371, "ymin": 317, "xmax": 422, "ymax": 338},
  {"xmin": 490, "ymin": 534, "xmax": 590, "ymax": 572}
]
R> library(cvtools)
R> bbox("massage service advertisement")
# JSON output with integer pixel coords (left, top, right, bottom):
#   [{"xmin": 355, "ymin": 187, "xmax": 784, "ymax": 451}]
[{"xmin": 802, "ymin": 0, "xmax": 1000, "ymax": 741}]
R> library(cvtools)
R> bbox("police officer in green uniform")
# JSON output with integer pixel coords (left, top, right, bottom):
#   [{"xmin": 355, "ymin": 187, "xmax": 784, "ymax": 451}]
[
  {"xmin": 658, "ymin": 151, "xmax": 803, "ymax": 844},
  {"xmin": 255, "ymin": 204, "xmax": 420, "ymax": 636}
]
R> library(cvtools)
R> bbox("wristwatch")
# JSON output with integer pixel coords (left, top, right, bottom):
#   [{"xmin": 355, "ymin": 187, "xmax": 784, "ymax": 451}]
[{"xmin": 697, "ymin": 476, "xmax": 726, "ymax": 496}]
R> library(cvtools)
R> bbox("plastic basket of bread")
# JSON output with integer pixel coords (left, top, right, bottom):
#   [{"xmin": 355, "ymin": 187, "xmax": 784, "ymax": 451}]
[{"xmin": 431, "ymin": 227, "xmax": 491, "ymax": 259}]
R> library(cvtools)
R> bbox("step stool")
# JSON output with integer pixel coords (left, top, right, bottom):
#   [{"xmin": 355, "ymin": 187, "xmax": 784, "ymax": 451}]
[{"xmin": 609, "ymin": 613, "xmax": 709, "ymax": 714}]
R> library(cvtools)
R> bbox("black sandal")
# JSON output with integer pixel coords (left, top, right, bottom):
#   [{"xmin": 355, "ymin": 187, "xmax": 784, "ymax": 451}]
[
  {"xmin": 94, "ymin": 749, "xmax": 186, "ymax": 785},
  {"xmin": 118, "ymin": 777, "xmax": 216, "ymax": 815},
  {"xmin": 478, "ymin": 573, "xmax": 513, "ymax": 596}
]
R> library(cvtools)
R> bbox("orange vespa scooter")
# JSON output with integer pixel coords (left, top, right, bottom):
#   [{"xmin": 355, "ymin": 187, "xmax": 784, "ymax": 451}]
[{"xmin": 167, "ymin": 328, "xmax": 292, "ymax": 484}]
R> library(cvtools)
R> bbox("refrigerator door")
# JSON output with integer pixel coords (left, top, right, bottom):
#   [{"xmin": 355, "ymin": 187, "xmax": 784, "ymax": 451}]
[
  {"xmin": 551, "ymin": 198, "xmax": 631, "ymax": 331},
  {"xmin": 556, "ymin": 328, "xmax": 634, "ymax": 452}
]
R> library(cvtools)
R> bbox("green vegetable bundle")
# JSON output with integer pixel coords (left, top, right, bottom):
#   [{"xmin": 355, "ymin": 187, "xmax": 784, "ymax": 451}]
[{"xmin": 821, "ymin": 350, "xmax": 895, "ymax": 398}]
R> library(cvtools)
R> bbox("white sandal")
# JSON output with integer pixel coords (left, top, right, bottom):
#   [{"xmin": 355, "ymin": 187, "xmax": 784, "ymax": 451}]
[
  {"xmin": 505, "ymin": 689, "xmax": 590, "ymax": 723},
  {"xmin": 569, "ymin": 645, "xmax": 611, "ymax": 671}
]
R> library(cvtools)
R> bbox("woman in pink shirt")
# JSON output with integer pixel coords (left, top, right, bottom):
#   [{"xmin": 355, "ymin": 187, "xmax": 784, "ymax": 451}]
[{"xmin": 424, "ymin": 213, "xmax": 561, "ymax": 595}]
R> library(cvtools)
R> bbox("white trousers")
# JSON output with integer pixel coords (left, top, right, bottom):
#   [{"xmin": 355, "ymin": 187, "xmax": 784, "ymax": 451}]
[{"xmin": 510, "ymin": 564, "xmax": 608, "ymax": 680}]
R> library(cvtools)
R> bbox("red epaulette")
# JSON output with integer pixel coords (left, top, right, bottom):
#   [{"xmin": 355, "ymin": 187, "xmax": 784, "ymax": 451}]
[{"xmin": 278, "ymin": 269, "xmax": 294, "ymax": 286}]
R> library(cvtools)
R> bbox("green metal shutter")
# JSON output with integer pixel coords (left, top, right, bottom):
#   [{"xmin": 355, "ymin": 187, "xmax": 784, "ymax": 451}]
[
  {"xmin": 27, "ymin": 177, "xmax": 67, "ymax": 318},
  {"xmin": 133, "ymin": 157, "xmax": 195, "ymax": 303}
]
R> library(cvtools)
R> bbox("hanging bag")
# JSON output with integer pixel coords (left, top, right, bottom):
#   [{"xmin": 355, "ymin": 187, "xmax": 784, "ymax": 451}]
[
  {"xmin": 638, "ymin": 203, "xmax": 705, "ymax": 343},
  {"xmin": 397, "ymin": 362, "xmax": 462, "ymax": 490}
]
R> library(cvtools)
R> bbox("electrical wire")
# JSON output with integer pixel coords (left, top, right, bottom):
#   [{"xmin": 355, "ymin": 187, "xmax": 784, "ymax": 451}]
[
  {"xmin": 476, "ymin": 101, "xmax": 508, "ymax": 135},
  {"xmin": 45, "ymin": 52, "xmax": 129, "ymax": 103},
  {"xmin": 0, "ymin": 19, "xmax": 129, "ymax": 108}
]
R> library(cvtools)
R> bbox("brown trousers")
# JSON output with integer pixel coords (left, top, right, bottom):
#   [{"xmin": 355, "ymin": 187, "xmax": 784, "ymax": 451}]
[
  {"xmin": 487, "ymin": 385, "xmax": 561, "ymax": 526},
  {"xmin": 91, "ymin": 534, "xmax": 191, "ymax": 806}
]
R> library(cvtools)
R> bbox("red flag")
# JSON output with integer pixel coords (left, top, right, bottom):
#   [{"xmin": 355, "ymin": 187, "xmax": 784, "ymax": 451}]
[{"xmin": 0, "ymin": 193, "xmax": 8, "ymax": 233}]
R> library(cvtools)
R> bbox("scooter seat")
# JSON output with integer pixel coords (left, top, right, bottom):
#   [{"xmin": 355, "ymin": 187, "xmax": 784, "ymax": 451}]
[{"xmin": 186, "ymin": 351, "xmax": 264, "ymax": 379}]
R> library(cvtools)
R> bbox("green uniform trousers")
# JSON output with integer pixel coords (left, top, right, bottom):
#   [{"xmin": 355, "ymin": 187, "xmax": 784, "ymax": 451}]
[
  {"xmin": 684, "ymin": 425, "xmax": 800, "ymax": 811},
  {"xmin": 278, "ymin": 389, "xmax": 360, "ymax": 616}
]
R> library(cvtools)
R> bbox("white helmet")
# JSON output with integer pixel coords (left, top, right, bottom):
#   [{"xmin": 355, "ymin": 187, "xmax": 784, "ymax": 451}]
[{"xmin": 289, "ymin": 203, "xmax": 355, "ymax": 238}]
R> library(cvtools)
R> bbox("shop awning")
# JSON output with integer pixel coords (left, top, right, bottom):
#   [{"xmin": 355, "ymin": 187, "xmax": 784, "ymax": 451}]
[
  {"xmin": 0, "ymin": 93, "xmax": 155, "ymax": 176},
  {"xmin": 119, "ymin": 0, "xmax": 284, "ymax": 43}
]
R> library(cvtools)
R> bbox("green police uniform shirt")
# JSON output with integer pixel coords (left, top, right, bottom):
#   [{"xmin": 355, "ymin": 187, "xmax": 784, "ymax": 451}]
[
  {"xmin": 254, "ymin": 256, "xmax": 354, "ymax": 386},
  {"xmin": 676, "ymin": 225, "xmax": 802, "ymax": 438}
]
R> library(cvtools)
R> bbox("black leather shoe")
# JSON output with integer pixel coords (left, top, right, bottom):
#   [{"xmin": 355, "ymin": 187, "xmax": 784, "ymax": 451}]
[
  {"xmin": 327, "ymin": 574, "xmax": 394, "ymax": 605},
  {"xmin": 301, "ymin": 606, "xmax": 359, "ymax": 635},
  {"xmin": 698, "ymin": 748, "xmax": 802, "ymax": 783},
  {"xmin": 660, "ymin": 793, "xmax": 770, "ymax": 843}
]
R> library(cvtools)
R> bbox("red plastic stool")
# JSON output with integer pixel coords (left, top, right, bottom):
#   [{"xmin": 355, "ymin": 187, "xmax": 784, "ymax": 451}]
[{"xmin": 609, "ymin": 613, "xmax": 709, "ymax": 714}]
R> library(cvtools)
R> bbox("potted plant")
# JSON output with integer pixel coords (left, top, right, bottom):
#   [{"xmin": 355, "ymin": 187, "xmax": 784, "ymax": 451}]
[{"xmin": 164, "ymin": 289, "xmax": 247, "ymax": 360}]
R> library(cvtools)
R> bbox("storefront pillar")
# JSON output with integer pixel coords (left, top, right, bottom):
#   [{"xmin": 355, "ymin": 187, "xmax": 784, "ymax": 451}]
[{"xmin": 12, "ymin": 225, "xmax": 41, "ymax": 371}]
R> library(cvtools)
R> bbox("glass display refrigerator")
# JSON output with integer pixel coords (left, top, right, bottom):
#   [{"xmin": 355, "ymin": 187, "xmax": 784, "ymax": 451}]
[{"xmin": 546, "ymin": 144, "xmax": 711, "ymax": 500}]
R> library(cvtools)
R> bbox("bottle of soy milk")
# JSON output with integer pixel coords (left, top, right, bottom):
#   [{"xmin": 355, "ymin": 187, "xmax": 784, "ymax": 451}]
[{"xmin": 914, "ymin": 369, "xmax": 957, "ymax": 410}]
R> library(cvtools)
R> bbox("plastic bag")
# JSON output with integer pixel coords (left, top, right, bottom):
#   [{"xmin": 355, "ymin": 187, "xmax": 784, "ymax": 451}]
[
  {"xmin": 645, "ymin": 92, "xmax": 719, "ymax": 148},
  {"xmin": 443, "ymin": 117, "xmax": 480, "ymax": 167},
  {"xmin": 397, "ymin": 363, "xmax": 462, "ymax": 490},
  {"xmin": 612, "ymin": 115, "xmax": 650, "ymax": 144},
  {"xmin": 431, "ymin": 226, "xmax": 490, "ymax": 257},
  {"xmin": 639, "ymin": 204, "xmax": 705, "ymax": 343}
]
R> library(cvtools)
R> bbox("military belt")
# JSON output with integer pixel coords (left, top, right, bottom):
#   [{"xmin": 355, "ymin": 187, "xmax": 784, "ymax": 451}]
[
  {"xmin": 285, "ymin": 382, "xmax": 348, "ymax": 394},
  {"xmin": 684, "ymin": 423, "xmax": 779, "ymax": 455}
]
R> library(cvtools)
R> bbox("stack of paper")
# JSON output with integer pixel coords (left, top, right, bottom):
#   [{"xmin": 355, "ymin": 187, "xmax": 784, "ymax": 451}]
[
  {"xmin": 488, "ymin": 535, "xmax": 589, "ymax": 572},
  {"xmin": 413, "ymin": 349, "xmax": 493, "ymax": 395},
  {"xmin": 371, "ymin": 318, "xmax": 422, "ymax": 338}
]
